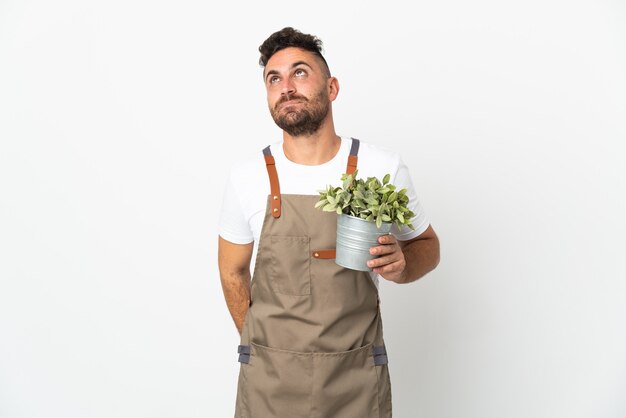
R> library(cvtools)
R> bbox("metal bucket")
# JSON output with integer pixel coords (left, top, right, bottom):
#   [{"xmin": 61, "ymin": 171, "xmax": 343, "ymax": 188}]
[{"xmin": 336, "ymin": 214, "xmax": 392, "ymax": 271}]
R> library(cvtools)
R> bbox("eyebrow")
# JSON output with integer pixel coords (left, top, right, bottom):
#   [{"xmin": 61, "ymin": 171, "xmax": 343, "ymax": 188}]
[{"xmin": 264, "ymin": 61, "xmax": 314, "ymax": 82}]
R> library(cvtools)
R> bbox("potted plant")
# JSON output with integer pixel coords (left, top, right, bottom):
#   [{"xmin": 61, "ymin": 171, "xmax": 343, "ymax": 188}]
[{"xmin": 315, "ymin": 170, "xmax": 416, "ymax": 271}]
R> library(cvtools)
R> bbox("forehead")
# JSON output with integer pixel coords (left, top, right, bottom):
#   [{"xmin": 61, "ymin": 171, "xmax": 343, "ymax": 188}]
[{"xmin": 264, "ymin": 47, "xmax": 322, "ymax": 76}]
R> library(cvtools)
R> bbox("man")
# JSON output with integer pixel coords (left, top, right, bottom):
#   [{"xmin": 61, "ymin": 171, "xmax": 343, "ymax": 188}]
[{"xmin": 218, "ymin": 27, "xmax": 440, "ymax": 418}]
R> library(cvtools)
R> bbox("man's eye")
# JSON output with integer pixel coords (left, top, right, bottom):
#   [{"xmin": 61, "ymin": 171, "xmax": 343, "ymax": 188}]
[
  {"xmin": 295, "ymin": 69, "xmax": 306, "ymax": 77},
  {"xmin": 269, "ymin": 76, "xmax": 279, "ymax": 84}
]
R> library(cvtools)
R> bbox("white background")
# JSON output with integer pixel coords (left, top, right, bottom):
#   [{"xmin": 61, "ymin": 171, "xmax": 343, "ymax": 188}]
[{"xmin": 1, "ymin": 0, "xmax": 625, "ymax": 417}]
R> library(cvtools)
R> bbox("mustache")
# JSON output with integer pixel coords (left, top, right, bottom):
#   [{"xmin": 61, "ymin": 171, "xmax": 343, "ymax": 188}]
[{"xmin": 276, "ymin": 94, "xmax": 308, "ymax": 107}]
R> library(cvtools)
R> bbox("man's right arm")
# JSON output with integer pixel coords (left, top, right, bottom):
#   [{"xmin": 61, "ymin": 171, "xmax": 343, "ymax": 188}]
[{"xmin": 218, "ymin": 236, "xmax": 254, "ymax": 335}]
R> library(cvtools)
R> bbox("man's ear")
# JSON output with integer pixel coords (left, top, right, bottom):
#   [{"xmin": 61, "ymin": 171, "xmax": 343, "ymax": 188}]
[{"xmin": 328, "ymin": 77, "xmax": 340, "ymax": 101}]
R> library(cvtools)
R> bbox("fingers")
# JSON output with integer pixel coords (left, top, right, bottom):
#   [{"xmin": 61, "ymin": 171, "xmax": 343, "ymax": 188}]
[
  {"xmin": 369, "ymin": 234, "xmax": 398, "ymax": 256},
  {"xmin": 367, "ymin": 234, "xmax": 404, "ymax": 274},
  {"xmin": 369, "ymin": 244, "xmax": 395, "ymax": 256},
  {"xmin": 369, "ymin": 258, "xmax": 405, "ymax": 275},
  {"xmin": 377, "ymin": 234, "xmax": 396, "ymax": 245},
  {"xmin": 367, "ymin": 234, "xmax": 407, "ymax": 280},
  {"xmin": 367, "ymin": 252, "xmax": 401, "ymax": 269}
]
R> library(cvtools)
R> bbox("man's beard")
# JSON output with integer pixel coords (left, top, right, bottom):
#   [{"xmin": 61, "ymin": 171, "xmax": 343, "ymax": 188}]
[{"xmin": 270, "ymin": 90, "xmax": 330, "ymax": 137}]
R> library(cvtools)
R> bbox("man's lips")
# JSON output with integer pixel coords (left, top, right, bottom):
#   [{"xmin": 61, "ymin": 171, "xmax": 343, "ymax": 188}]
[
  {"xmin": 276, "ymin": 99, "xmax": 305, "ymax": 112},
  {"xmin": 281, "ymin": 99, "xmax": 304, "ymax": 106}
]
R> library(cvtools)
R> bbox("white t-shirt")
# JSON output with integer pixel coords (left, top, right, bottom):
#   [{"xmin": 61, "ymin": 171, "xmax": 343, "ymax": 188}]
[{"xmin": 218, "ymin": 136, "xmax": 430, "ymax": 287}]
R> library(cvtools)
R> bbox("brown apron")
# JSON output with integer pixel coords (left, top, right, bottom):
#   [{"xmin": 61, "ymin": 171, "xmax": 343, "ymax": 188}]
[{"xmin": 234, "ymin": 138, "xmax": 392, "ymax": 418}]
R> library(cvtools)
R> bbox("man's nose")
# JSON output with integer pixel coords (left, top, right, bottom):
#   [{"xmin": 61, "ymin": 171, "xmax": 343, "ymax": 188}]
[{"xmin": 280, "ymin": 78, "xmax": 296, "ymax": 98}]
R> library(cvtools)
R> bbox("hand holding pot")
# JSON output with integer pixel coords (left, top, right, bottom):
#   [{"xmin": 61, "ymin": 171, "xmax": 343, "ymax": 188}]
[{"xmin": 367, "ymin": 234, "xmax": 406, "ymax": 282}]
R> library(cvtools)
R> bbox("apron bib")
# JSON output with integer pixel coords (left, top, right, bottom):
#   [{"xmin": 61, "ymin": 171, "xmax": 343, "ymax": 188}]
[{"xmin": 234, "ymin": 138, "xmax": 392, "ymax": 418}]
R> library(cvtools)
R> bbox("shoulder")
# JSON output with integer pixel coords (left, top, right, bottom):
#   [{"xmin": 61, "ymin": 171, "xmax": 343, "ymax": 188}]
[
  {"xmin": 227, "ymin": 141, "xmax": 279, "ymax": 186},
  {"xmin": 352, "ymin": 138, "xmax": 402, "ymax": 178},
  {"xmin": 355, "ymin": 138, "xmax": 401, "ymax": 164}
]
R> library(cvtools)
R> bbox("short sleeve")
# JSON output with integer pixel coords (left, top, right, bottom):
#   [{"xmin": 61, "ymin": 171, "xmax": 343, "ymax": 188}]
[
  {"xmin": 389, "ymin": 157, "xmax": 429, "ymax": 241},
  {"xmin": 218, "ymin": 172, "xmax": 254, "ymax": 244}
]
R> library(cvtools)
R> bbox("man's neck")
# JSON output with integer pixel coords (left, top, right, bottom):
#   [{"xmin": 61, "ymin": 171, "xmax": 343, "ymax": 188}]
[
  {"xmin": 282, "ymin": 121, "xmax": 341, "ymax": 166},
  {"xmin": 282, "ymin": 132, "xmax": 341, "ymax": 166}
]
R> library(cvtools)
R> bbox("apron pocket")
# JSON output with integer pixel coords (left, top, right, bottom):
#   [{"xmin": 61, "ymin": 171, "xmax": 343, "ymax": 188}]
[
  {"xmin": 241, "ymin": 342, "xmax": 381, "ymax": 418},
  {"xmin": 242, "ymin": 343, "xmax": 314, "ymax": 417},
  {"xmin": 269, "ymin": 235, "xmax": 311, "ymax": 296},
  {"xmin": 311, "ymin": 343, "xmax": 380, "ymax": 418}
]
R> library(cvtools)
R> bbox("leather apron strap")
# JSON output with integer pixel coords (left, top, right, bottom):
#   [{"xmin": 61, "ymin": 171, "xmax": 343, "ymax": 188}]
[
  {"xmin": 262, "ymin": 147, "xmax": 282, "ymax": 218},
  {"xmin": 346, "ymin": 137, "xmax": 359, "ymax": 175}
]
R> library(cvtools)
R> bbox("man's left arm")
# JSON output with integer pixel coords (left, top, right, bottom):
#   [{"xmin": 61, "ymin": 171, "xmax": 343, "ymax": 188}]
[{"xmin": 367, "ymin": 224, "xmax": 440, "ymax": 284}]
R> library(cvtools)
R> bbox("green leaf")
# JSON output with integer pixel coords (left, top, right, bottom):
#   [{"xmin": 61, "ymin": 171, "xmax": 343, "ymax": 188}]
[
  {"xmin": 376, "ymin": 215, "xmax": 382, "ymax": 228},
  {"xmin": 323, "ymin": 203, "xmax": 337, "ymax": 212},
  {"xmin": 336, "ymin": 206, "xmax": 342, "ymax": 215},
  {"xmin": 314, "ymin": 199, "xmax": 328, "ymax": 209},
  {"xmin": 382, "ymin": 214, "xmax": 391, "ymax": 222},
  {"xmin": 383, "ymin": 173, "xmax": 390, "ymax": 185},
  {"xmin": 397, "ymin": 212, "xmax": 404, "ymax": 223},
  {"xmin": 342, "ymin": 174, "xmax": 353, "ymax": 190}
]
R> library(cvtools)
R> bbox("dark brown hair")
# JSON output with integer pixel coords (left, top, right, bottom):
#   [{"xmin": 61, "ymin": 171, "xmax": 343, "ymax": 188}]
[{"xmin": 258, "ymin": 27, "xmax": 330, "ymax": 76}]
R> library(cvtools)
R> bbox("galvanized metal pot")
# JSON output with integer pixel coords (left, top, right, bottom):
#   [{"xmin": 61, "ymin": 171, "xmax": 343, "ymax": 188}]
[{"xmin": 336, "ymin": 214, "xmax": 392, "ymax": 271}]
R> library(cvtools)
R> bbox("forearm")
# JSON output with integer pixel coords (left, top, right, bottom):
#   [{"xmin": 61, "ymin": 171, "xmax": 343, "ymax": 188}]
[
  {"xmin": 219, "ymin": 269, "xmax": 251, "ymax": 335},
  {"xmin": 395, "ymin": 237, "xmax": 440, "ymax": 284}
]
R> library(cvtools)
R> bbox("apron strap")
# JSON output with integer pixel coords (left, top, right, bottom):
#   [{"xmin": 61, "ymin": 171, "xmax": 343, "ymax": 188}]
[
  {"xmin": 263, "ymin": 146, "xmax": 282, "ymax": 218},
  {"xmin": 346, "ymin": 137, "xmax": 360, "ymax": 175}
]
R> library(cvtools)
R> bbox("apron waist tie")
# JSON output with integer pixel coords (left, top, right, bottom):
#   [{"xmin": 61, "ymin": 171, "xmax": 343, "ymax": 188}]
[
  {"xmin": 373, "ymin": 345, "xmax": 388, "ymax": 366},
  {"xmin": 237, "ymin": 345, "xmax": 251, "ymax": 364}
]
